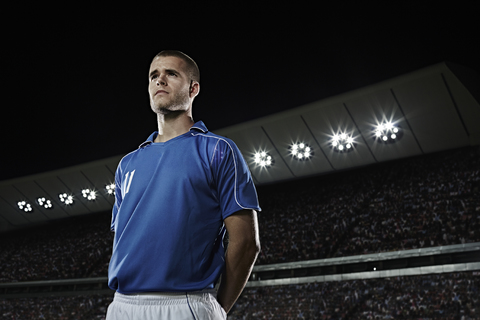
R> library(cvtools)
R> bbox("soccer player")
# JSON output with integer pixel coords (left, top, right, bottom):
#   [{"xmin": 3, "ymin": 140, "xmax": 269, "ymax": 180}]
[{"xmin": 106, "ymin": 50, "xmax": 261, "ymax": 319}]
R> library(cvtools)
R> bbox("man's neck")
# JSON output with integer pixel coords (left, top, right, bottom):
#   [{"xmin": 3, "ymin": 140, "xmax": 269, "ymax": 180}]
[{"xmin": 154, "ymin": 112, "xmax": 194, "ymax": 143}]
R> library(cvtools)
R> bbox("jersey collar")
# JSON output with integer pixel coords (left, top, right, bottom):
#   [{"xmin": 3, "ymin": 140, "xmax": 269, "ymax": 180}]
[
  {"xmin": 190, "ymin": 121, "xmax": 208, "ymax": 133},
  {"xmin": 139, "ymin": 121, "xmax": 208, "ymax": 148}
]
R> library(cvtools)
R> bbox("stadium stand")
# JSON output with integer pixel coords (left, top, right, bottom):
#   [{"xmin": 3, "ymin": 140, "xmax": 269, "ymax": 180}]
[
  {"xmin": 1, "ymin": 272, "xmax": 478, "ymax": 319},
  {"xmin": 1, "ymin": 146, "xmax": 479, "ymax": 319},
  {"xmin": 228, "ymin": 271, "xmax": 480, "ymax": 319},
  {"xmin": 256, "ymin": 146, "xmax": 479, "ymax": 264}
]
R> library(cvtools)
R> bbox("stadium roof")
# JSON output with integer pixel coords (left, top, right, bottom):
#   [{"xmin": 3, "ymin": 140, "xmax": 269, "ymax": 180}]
[{"xmin": 0, "ymin": 62, "xmax": 479, "ymax": 233}]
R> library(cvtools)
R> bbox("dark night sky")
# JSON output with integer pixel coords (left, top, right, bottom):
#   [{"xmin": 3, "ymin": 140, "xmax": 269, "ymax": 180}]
[{"xmin": 2, "ymin": 4, "xmax": 478, "ymax": 181}]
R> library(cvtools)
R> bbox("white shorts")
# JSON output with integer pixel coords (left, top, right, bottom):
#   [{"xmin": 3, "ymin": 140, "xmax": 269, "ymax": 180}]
[{"xmin": 105, "ymin": 290, "xmax": 227, "ymax": 320}]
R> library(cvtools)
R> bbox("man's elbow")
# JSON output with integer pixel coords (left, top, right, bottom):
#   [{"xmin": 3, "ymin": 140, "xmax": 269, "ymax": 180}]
[
  {"xmin": 246, "ymin": 235, "xmax": 261, "ymax": 259},
  {"xmin": 234, "ymin": 234, "xmax": 260, "ymax": 258},
  {"xmin": 253, "ymin": 238, "xmax": 261, "ymax": 255}
]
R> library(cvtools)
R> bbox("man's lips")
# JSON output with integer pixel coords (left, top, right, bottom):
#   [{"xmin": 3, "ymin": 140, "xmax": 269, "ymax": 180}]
[{"xmin": 155, "ymin": 90, "xmax": 168, "ymax": 96}]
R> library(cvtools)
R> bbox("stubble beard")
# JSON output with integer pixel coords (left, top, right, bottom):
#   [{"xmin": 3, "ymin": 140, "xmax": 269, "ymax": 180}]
[{"xmin": 151, "ymin": 88, "xmax": 190, "ymax": 116}]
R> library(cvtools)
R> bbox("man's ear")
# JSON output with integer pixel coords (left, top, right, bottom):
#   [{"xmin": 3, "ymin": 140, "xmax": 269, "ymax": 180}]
[{"xmin": 190, "ymin": 81, "xmax": 200, "ymax": 98}]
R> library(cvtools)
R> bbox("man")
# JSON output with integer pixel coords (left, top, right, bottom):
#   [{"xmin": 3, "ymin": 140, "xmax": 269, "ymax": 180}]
[{"xmin": 106, "ymin": 50, "xmax": 261, "ymax": 319}]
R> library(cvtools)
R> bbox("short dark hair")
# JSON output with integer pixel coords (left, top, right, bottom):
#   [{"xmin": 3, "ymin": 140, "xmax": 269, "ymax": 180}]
[{"xmin": 153, "ymin": 50, "xmax": 200, "ymax": 83}]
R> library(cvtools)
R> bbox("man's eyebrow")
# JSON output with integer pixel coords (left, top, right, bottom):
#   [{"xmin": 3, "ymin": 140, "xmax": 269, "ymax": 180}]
[
  {"xmin": 165, "ymin": 69, "xmax": 180, "ymax": 76},
  {"xmin": 149, "ymin": 68, "xmax": 181, "ymax": 79},
  {"xmin": 149, "ymin": 69, "xmax": 158, "ymax": 78}
]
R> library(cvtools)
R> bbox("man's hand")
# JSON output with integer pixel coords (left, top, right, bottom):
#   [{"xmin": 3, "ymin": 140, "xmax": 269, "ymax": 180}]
[{"xmin": 217, "ymin": 209, "xmax": 260, "ymax": 314}]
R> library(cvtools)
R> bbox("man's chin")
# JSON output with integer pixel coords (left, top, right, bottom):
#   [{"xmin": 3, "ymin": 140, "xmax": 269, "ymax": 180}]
[
  {"xmin": 159, "ymin": 107, "xmax": 173, "ymax": 114},
  {"xmin": 151, "ymin": 105, "xmax": 174, "ymax": 115},
  {"xmin": 155, "ymin": 107, "xmax": 186, "ymax": 118}
]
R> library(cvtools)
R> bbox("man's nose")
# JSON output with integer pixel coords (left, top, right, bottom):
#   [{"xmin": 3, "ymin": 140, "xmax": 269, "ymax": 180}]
[{"xmin": 156, "ymin": 74, "xmax": 167, "ymax": 86}]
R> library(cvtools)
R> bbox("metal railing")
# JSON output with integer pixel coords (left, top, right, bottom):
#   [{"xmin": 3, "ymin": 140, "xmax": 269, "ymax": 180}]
[{"xmin": 1, "ymin": 243, "xmax": 479, "ymax": 298}]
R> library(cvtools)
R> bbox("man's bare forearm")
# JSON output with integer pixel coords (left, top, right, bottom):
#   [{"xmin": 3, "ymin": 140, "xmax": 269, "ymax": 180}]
[
  {"xmin": 217, "ymin": 237, "xmax": 259, "ymax": 313},
  {"xmin": 217, "ymin": 210, "xmax": 260, "ymax": 313}
]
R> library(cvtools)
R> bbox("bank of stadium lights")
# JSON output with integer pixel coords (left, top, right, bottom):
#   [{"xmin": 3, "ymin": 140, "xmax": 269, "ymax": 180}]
[
  {"xmin": 82, "ymin": 189, "xmax": 97, "ymax": 201},
  {"xmin": 59, "ymin": 193, "xmax": 74, "ymax": 205},
  {"xmin": 17, "ymin": 201, "xmax": 33, "ymax": 212},
  {"xmin": 331, "ymin": 132, "xmax": 356, "ymax": 153},
  {"xmin": 37, "ymin": 197, "xmax": 53, "ymax": 209},
  {"xmin": 106, "ymin": 183, "xmax": 115, "ymax": 196},
  {"xmin": 290, "ymin": 143, "xmax": 313, "ymax": 160},
  {"xmin": 374, "ymin": 121, "xmax": 402, "ymax": 143},
  {"xmin": 253, "ymin": 151, "xmax": 274, "ymax": 168}
]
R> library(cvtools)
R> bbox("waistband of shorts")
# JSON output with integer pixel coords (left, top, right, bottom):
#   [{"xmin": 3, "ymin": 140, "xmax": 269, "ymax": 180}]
[{"xmin": 113, "ymin": 289, "xmax": 217, "ymax": 306}]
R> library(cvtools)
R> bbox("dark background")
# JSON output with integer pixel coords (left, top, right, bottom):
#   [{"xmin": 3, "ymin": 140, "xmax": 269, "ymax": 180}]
[{"xmin": 2, "ymin": 4, "xmax": 478, "ymax": 181}]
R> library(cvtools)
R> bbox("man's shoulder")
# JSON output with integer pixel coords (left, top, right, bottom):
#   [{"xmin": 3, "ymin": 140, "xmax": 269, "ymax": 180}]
[
  {"xmin": 190, "ymin": 121, "xmax": 233, "ymax": 143},
  {"xmin": 116, "ymin": 149, "xmax": 137, "ymax": 169},
  {"xmin": 192, "ymin": 130, "xmax": 239, "ymax": 149}
]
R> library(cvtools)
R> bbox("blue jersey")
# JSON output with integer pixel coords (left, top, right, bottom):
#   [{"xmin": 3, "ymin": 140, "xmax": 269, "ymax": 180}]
[{"xmin": 108, "ymin": 121, "xmax": 260, "ymax": 294}]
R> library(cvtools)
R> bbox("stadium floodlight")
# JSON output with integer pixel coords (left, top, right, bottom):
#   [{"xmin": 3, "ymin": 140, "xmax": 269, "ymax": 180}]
[
  {"xmin": 59, "ymin": 193, "xmax": 74, "ymax": 205},
  {"xmin": 37, "ymin": 197, "xmax": 53, "ymax": 209},
  {"xmin": 253, "ymin": 151, "xmax": 274, "ymax": 168},
  {"xmin": 17, "ymin": 200, "xmax": 33, "ymax": 212},
  {"xmin": 330, "ymin": 131, "xmax": 356, "ymax": 153},
  {"xmin": 106, "ymin": 183, "xmax": 115, "ymax": 196},
  {"xmin": 373, "ymin": 121, "xmax": 402, "ymax": 144},
  {"xmin": 82, "ymin": 189, "xmax": 97, "ymax": 201},
  {"xmin": 289, "ymin": 142, "xmax": 314, "ymax": 161}
]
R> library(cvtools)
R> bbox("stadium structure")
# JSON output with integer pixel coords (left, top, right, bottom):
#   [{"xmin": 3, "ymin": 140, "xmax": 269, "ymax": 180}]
[{"xmin": 1, "ymin": 62, "xmax": 479, "ymax": 318}]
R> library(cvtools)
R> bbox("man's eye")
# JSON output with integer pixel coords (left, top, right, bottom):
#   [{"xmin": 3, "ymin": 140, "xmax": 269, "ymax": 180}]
[
  {"xmin": 168, "ymin": 72, "xmax": 177, "ymax": 77},
  {"xmin": 150, "ymin": 75, "xmax": 158, "ymax": 81}
]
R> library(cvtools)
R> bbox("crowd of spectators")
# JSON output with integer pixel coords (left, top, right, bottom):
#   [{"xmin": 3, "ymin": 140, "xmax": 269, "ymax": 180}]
[
  {"xmin": 0, "ymin": 214, "xmax": 113, "ymax": 282},
  {"xmin": 2, "ymin": 271, "xmax": 478, "ymax": 319},
  {"xmin": 256, "ymin": 146, "xmax": 480, "ymax": 263},
  {"xmin": 227, "ymin": 271, "xmax": 480, "ymax": 319},
  {"xmin": 0, "ymin": 146, "xmax": 479, "ymax": 283},
  {"xmin": 1, "ymin": 146, "xmax": 479, "ymax": 319},
  {"xmin": 1, "ymin": 294, "xmax": 110, "ymax": 319}
]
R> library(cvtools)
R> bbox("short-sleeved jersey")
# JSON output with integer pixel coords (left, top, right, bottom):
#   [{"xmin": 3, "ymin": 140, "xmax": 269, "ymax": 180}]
[{"xmin": 108, "ymin": 121, "xmax": 260, "ymax": 294}]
